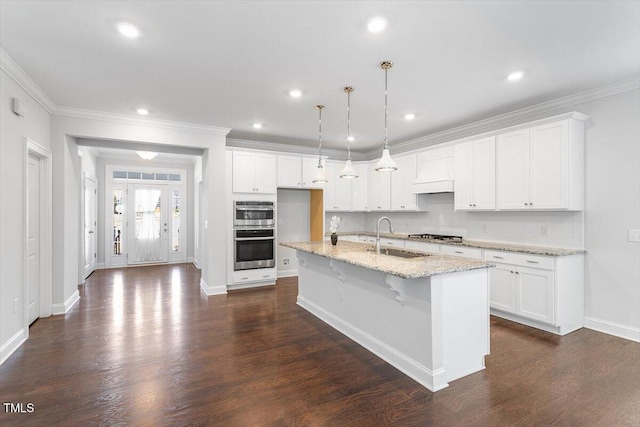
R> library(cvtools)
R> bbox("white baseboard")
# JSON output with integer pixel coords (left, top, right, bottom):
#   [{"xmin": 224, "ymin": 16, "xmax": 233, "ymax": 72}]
[
  {"xmin": 191, "ymin": 257, "xmax": 200, "ymax": 269},
  {"xmin": 227, "ymin": 281, "xmax": 276, "ymax": 291},
  {"xmin": 297, "ymin": 295, "xmax": 447, "ymax": 392},
  {"xmin": 584, "ymin": 317, "xmax": 640, "ymax": 343},
  {"xmin": 0, "ymin": 328, "xmax": 27, "ymax": 366},
  {"xmin": 97, "ymin": 263, "xmax": 105, "ymax": 269},
  {"xmin": 199, "ymin": 277, "xmax": 227, "ymax": 296},
  {"xmin": 52, "ymin": 290, "xmax": 80, "ymax": 315},
  {"xmin": 277, "ymin": 269, "xmax": 298, "ymax": 278}
]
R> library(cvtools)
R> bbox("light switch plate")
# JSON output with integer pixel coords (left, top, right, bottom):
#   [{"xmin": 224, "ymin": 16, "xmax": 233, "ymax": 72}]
[{"xmin": 629, "ymin": 229, "xmax": 640, "ymax": 243}]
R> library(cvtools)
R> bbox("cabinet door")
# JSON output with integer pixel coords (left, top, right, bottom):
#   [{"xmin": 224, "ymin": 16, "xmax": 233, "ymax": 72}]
[
  {"xmin": 232, "ymin": 151, "xmax": 256, "ymax": 193},
  {"xmin": 516, "ymin": 267, "xmax": 555, "ymax": 324},
  {"xmin": 323, "ymin": 162, "xmax": 337, "ymax": 210},
  {"xmin": 254, "ymin": 153, "xmax": 277, "ymax": 194},
  {"xmin": 277, "ymin": 155, "xmax": 302, "ymax": 188},
  {"xmin": 391, "ymin": 155, "xmax": 417, "ymax": 211},
  {"xmin": 454, "ymin": 142, "xmax": 474, "ymax": 210},
  {"xmin": 496, "ymin": 129, "xmax": 530, "ymax": 209},
  {"xmin": 472, "ymin": 137, "xmax": 496, "ymax": 209},
  {"xmin": 351, "ymin": 163, "xmax": 369, "ymax": 211},
  {"xmin": 378, "ymin": 169, "xmax": 392, "ymax": 211},
  {"xmin": 302, "ymin": 158, "xmax": 323, "ymax": 188},
  {"xmin": 334, "ymin": 166, "xmax": 352, "ymax": 211},
  {"xmin": 489, "ymin": 265, "xmax": 517, "ymax": 313},
  {"xmin": 529, "ymin": 121, "xmax": 569, "ymax": 209},
  {"xmin": 368, "ymin": 163, "xmax": 381, "ymax": 210}
]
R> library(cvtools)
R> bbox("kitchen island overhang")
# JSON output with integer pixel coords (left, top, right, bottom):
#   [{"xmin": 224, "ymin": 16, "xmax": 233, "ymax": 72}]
[{"xmin": 281, "ymin": 241, "xmax": 493, "ymax": 392}]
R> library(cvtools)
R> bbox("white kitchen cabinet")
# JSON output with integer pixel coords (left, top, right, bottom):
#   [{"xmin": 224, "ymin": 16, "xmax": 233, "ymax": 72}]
[
  {"xmin": 496, "ymin": 119, "xmax": 584, "ymax": 211},
  {"xmin": 454, "ymin": 137, "xmax": 495, "ymax": 210},
  {"xmin": 391, "ymin": 154, "xmax": 418, "ymax": 211},
  {"xmin": 233, "ymin": 151, "xmax": 277, "ymax": 194},
  {"xmin": 324, "ymin": 161, "xmax": 352, "ymax": 211},
  {"xmin": 485, "ymin": 249, "xmax": 584, "ymax": 335},
  {"xmin": 351, "ymin": 162, "xmax": 369, "ymax": 211},
  {"xmin": 440, "ymin": 245, "xmax": 483, "ymax": 260},
  {"xmin": 403, "ymin": 240, "xmax": 441, "ymax": 254},
  {"xmin": 368, "ymin": 162, "xmax": 391, "ymax": 211},
  {"xmin": 277, "ymin": 155, "xmax": 324, "ymax": 189}
]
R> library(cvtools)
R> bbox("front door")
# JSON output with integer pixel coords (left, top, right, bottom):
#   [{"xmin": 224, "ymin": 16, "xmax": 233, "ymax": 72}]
[
  {"xmin": 27, "ymin": 154, "xmax": 41, "ymax": 324},
  {"xmin": 83, "ymin": 176, "xmax": 97, "ymax": 278},
  {"xmin": 128, "ymin": 184, "xmax": 168, "ymax": 264}
]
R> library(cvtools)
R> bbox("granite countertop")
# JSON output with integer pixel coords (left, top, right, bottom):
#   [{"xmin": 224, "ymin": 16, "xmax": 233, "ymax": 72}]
[
  {"xmin": 280, "ymin": 241, "xmax": 493, "ymax": 279},
  {"xmin": 327, "ymin": 231, "xmax": 585, "ymax": 257}
]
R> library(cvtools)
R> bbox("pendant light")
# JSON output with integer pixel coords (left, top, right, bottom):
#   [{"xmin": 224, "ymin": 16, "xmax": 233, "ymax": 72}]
[
  {"xmin": 312, "ymin": 104, "xmax": 328, "ymax": 184},
  {"xmin": 375, "ymin": 60, "xmax": 398, "ymax": 172},
  {"xmin": 340, "ymin": 86, "xmax": 358, "ymax": 179}
]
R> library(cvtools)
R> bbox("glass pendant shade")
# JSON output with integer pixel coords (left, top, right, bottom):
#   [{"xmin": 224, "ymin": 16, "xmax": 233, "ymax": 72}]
[
  {"xmin": 340, "ymin": 159, "xmax": 358, "ymax": 179},
  {"xmin": 313, "ymin": 162, "xmax": 328, "ymax": 184},
  {"xmin": 376, "ymin": 148, "xmax": 398, "ymax": 172}
]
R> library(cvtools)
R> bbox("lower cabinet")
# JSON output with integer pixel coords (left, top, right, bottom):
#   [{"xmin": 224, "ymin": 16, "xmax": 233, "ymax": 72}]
[{"xmin": 486, "ymin": 250, "xmax": 583, "ymax": 335}]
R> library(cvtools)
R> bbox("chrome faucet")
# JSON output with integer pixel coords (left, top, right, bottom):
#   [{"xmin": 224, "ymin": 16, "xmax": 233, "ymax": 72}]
[{"xmin": 375, "ymin": 216, "xmax": 394, "ymax": 254}]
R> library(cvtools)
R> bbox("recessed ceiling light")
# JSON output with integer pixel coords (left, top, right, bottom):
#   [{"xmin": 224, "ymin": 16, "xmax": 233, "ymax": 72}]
[
  {"xmin": 404, "ymin": 113, "xmax": 415, "ymax": 120},
  {"xmin": 252, "ymin": 123, "xmax": 263, "ymax": 129},
  {"xmin": 347, "ymin": 136, "xmax": 355, "ymax": 142},
  {"xmin": 367, "ymin": 17, "xmax": 387, "ymax": 33},
  {"xmin": 507, "ymin": 71, "xmax": 524, "ymax": 82},
  {"xmin": 136, "ymin": 108, "xmax": 149, "ymax": 115},
  {"xmin": 117, "ymin": 22, "xmax": 140, "ymax": 38},
  {"xmin": 289, "ymin": 89, "xmax": 302, "ymax": 98}
]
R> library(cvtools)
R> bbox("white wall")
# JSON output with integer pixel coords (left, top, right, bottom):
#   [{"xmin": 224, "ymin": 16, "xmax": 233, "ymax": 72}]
[
  {"xmin": 0, "ymin": 68, "xmax": 51, "ymax": 362},
  {"xmin": 95, "ymin": 156, "xmax": 196, "ymax": 265},
  {"xmin": 276, "ymin": 189, "xmax": 310, "ymax": 277}
]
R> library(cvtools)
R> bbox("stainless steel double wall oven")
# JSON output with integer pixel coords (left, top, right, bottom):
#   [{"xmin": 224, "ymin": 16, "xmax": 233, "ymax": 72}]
[{"xmin": 233, "ymin": 201, "xmax": 275, "ymax": 271}]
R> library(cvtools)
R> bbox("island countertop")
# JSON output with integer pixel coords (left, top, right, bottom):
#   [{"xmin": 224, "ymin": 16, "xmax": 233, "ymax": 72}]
[{"xmin": 280, "ymin": 241, "xmax": 492, "ymax": 279}]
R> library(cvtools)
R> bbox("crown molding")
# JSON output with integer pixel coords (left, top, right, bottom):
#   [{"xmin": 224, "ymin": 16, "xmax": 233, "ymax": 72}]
[
  {"xmin": 53, "ymin": 106, "xmax": 231, "ymax": 136},
  {"xmin": 0, "ymin": 47, "xmax": 56, "ymax": 113},
  {"xmin": 369, "ymin": 76, "xmax": 640, "ymax": 157},
  {"xmin": 226, "ymin": 138, "xmax": 366, "ymax": 161}
]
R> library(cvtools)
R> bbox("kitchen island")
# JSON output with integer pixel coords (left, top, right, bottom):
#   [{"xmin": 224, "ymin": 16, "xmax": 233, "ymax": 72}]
[{"xmin": 280, "ymin": 240, "xmax": 493, "ymax": 392}]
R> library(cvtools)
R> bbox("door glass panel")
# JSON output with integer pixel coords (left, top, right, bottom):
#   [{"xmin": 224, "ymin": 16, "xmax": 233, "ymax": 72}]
[
  {"xmin": 172, "ymin": 190, "xmax": 180, "ymax": 252},
  {"xmin": 132, "ymin": 188, "xmax": 162, "ymax": 262},
  {"xmin": 113, "ymin": 189, "xmax": 124, "ymax": 255}
]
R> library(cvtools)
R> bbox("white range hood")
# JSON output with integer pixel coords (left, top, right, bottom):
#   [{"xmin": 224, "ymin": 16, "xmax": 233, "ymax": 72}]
[{"xmin": 411, "ymin": 146, "xmax": 455, "ymax": 194}]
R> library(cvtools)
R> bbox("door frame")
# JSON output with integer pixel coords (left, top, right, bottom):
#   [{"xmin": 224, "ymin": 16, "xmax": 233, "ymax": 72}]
[{"xmin": 23, "ymin": 138, "xmax": 52, "ymax": 329}]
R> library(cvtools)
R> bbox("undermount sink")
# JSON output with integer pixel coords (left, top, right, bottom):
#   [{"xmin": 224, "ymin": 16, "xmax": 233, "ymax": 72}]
[{"xmin": 367, "ymin": 247, "xmax": 431, "ymax": 259}]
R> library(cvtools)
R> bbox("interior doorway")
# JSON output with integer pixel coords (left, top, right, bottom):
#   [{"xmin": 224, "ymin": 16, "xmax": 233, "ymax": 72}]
[
  {"xmin": 27, "ymin": 154, "xmax": 41, "ymax": 324},
  {"xmin": 83, "ymin": 175, "xmax": 97, "ymax": 278}
]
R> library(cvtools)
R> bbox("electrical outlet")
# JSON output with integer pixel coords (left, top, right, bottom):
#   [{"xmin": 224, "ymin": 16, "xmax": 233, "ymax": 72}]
[
  {"xmin": 282, "ymin": 258, "xmax": 290, "ymax": 266},
  {"xmin": 278, "ymin": 217, "xmax": 283, "ymax": 225},
  {"xmin": 13, "ymin": 298, "xmax": 19, "ymax": 313},
  {"xmin": 629, "ymin": 229, "xmax": 640, "ymax": 243},
  {"xmin": 541, "ymin": 226, "xmax": 549, "ymax": 237}
]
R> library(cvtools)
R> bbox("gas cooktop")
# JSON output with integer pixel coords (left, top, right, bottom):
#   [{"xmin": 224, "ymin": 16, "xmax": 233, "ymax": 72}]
[{"xmin": 406, "ymin": 233, "xmax": 463, "ymax": 242}]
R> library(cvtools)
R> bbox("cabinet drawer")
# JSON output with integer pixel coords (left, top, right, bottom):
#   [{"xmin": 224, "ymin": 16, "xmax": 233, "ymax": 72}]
[
  {"xmin": 359, "ymin": 235, "xmax": 376, "ymax": 244},
  {"xmin": 404, "ymin": 240, "xmax": 440, "ymax": 254},
  {"xmin": 484, "ymin": 250, "xmax": 555, "ymax": 270},
  {"xmin": 440, "ymin": 245, "xmax": 483, "ymax": 260},
  {"xmin": 232, "ymin": 269, "xmax": 276, "ymax": 284},
  {"xmin": 380, "ymin": 238, "xmax": 405, "ymax": 248},
  {"xmin": 340, "ymin": 235, "xmax": 359, "ymax": 242}
]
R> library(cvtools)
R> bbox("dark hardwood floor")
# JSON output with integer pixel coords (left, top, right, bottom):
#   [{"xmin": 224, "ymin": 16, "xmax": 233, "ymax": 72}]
[{"xmin": 1, "ymin": 264, "xmax": 638, "ymax": 426}]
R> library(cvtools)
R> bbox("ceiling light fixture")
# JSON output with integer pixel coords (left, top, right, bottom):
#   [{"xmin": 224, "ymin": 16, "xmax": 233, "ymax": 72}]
[
  {"xmin": 404, "ymin": 113, "xmax": 415, "ymax": 120},
  {"xmin": 252, "ymin": 123, "xmax": 263, "ymax": 129},
  {"xmin": 367, "ymin": 17, "xmax": 387, "ymax": 33},
  {"xmin": 507, "ymin": 71, "xmax": 524, "ymax": 81},
  {"xmin": 340, "ymin": 86, "xmax": 358, "ymax": 179},
  {"xmin": 137, "ymin": 151, "xmax": 157, "ymax": 160},
  {"xmin": 136, "ymin": 108, "xmax": 149, "ymax": 115},
  {"xmin": 289, "ymin": 89, "xmax": 302, "ymax": 98},
  {"xmin": 375, "ymin": 61, "xmax": 398, "ymax": 172},
  {"xmin": 347, "ymin": 136, "xmax": 355, "ymax": 142},
  {"xmin": 117, "ymin": 22, "xmax": 140, "ymax": 38},
  {"xmin": 312, "ymin": 105, "xmax": 328, "ymax": 184}
]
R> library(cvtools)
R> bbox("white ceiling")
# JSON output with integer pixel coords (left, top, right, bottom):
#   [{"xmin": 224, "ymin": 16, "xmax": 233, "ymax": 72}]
[{"xmin": 1, "ymin": 1, "xmax": 639, "ymax": 152}]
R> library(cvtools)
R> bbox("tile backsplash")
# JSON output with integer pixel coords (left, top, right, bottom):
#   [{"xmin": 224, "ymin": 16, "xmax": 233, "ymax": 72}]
[{"xmin": 327, "ymin": 193, "xmax": 583, "ymax": 249}]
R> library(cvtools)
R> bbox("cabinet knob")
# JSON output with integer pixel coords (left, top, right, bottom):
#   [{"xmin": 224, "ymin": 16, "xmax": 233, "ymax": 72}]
[{"xmin": 469, "ymin": 204, "xmax": 472, "ymax": 207}]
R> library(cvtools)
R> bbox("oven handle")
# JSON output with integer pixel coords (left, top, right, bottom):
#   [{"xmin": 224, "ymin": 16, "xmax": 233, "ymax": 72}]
[
  {"xmin": 235, "ymin": 207, "xmax": 274, "ymax": 211},
  {"xmin": 234, "ymin": 237, "xmax": 276, "ymax": 241}
]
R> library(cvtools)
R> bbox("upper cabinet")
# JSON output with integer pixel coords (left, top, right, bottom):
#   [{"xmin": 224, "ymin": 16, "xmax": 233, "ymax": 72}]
[
  {"xmin": 232, "ymin": 151, "xmax": 277, "ymax": 194},
  {"xmin": 391, "ymin": 154, "xmax": 418, "ymax": 211},
  {"xmin": 496, "ymin": 118, "xmax": 584, "ymax": 210},
  {"xmin": 454, "ymin": 137, "xmax": 496, "ymax": 210},
  {"xmin": 351, "ymin": 162, "xmax": 369, "ymax": 211},
  {"xmin": 324, "ymin": 161, "xmax": 352, "ymax": 211},
  {"xmin": 277, "ymin": 155, "xmax": 323, "ymax": 189},
  {"xmin": 368, "ymin": 162, "xmax": 391, "ymax": 211}
]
